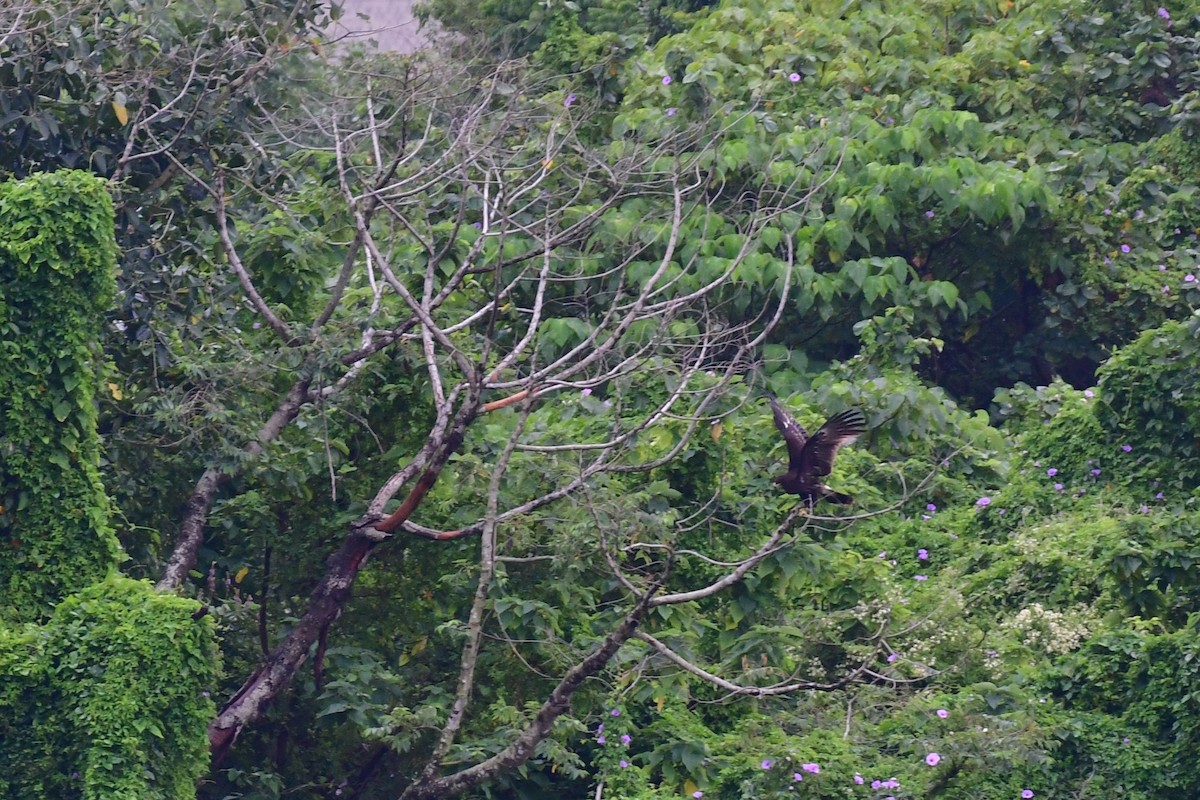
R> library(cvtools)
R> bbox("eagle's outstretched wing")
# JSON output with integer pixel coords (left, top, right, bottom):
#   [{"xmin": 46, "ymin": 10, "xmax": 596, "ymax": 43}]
[
  {"xmin": 798, "ymin": 407, "xmax": 867, "ymax": 480},
  {"xmin": 768, "ymin": 393, "xmax": 809, "ymax": 473}
]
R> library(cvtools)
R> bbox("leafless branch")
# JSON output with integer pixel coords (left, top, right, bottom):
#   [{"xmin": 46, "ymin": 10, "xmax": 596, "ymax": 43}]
[{"xmin": 634, "ymin": 629, "xmax": 884, "ymax": 697}]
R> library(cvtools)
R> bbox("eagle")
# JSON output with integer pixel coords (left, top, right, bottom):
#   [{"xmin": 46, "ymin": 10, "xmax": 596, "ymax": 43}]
[{"xmin": 768, "ymin": 394, "xmax": 867, "ymax": 506}]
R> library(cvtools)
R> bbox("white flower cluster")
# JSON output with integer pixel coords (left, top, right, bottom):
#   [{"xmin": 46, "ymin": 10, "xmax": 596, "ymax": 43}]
[
  {"xmin": 905, "ymin": 591, "xmax": 966, "ymax": 667},
  {"xmin": 1001, "ymin": 603, "xmax": 1093, "ymax": 655},
  {"xmin": 1010, "ymin": 531, "xmax": 1041, "ymax": 557},
  {"xmin": 849, "ymin": 600, "xmax": 893, "ymax": 627}
]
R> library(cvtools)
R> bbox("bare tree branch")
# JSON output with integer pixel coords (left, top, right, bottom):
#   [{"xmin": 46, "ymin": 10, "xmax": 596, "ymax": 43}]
[
  {"xmin": 634, "ymin": 629, "xmax": 883, "ymax": 697},
  {"xmin": 399, "ymin": 584, "xmax": 663, "ymax": 800},
  {"xmin": 416, "ymin": 395, "xmax": 535, "ymax": 782}
]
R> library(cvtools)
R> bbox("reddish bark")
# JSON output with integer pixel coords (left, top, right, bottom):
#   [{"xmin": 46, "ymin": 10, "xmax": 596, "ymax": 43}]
[{"xmin": 480, "ymin": 388, "xmax": 535, "ymax": 414}]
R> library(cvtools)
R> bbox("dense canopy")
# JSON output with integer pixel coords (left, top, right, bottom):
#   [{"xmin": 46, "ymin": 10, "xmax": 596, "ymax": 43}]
[{"xmin": 2, "ymin": 0, "xmax": 1200, "ymax": 799}]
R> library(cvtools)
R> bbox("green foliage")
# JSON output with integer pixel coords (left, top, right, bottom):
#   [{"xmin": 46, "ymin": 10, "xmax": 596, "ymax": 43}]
[
  {"xmin": 0, "ymin": 171, "xmax": 121, "ymax": 622},
  {"xmin": 601, "ymin": 0, "xmax": 1200, "ymax": 402},
  {"xmin": 0, "ymin": 623, "xmax": 47, "ymax": 797},
  {"xmin": 1095, "ymin": 319, "xmax": 1200, "ymax": 491},
  {"xmin": 6, "ymin": 1, "xmax": 1200, "ymax": 799},
  {"xmin": 419, "ymin": 0, "xmax": 716, "ymax": 58},
  {"xmin": 6, "ymin": 577, "xmax": 219, "ymax": 800},
  {"xmin": 0, "ymin": 0, "xmax": 333, "ymax": 180},
  {"xmin": 0, "ymin": 172, "xmax": 220, "ymax": 799},
  {"xmin": 1040, "ymin": 627, "xmax": 1200, "ymax": 798},
  {"xmin": 0, "ymin": 578, "xmax": 218, "ymax": 800}
]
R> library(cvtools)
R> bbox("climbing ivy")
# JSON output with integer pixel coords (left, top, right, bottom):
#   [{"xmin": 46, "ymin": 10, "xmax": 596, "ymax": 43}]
[
  {"xmin": 0, "ymin": 578, "xmax": 219, "ymax": 800},
  {"xmin": 0, "ymin": 172, "xmax": 219, "ymax": 799},
  {"xmin": 0, "ymin": 171, "xmax": 121, "ymax": 622}
]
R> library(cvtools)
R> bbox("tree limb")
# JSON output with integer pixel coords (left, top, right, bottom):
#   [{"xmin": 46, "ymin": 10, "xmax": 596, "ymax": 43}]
[{"xmin": 399, "ymin": 585, "xmax": 660, "ymax": 800}]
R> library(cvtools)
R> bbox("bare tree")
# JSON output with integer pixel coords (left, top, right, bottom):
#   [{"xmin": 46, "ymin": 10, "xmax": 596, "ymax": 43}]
[
  {"xmin": 139, "ymin": 45, "xmax": 849, "ymax": 770},
  {"xmin": 93, "ymin": 25, "xmax": 911, "ymax": 787}
]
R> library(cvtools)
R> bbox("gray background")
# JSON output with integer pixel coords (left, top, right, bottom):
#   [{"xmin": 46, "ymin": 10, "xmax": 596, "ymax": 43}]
[{"xmin": 330, "ymin": 0, "xmax": 430, "ymax": 52}]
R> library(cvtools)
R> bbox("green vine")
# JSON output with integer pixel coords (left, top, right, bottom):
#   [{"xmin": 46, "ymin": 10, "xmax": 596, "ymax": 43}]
[
  {"xmin": 0, "ymin": 170, "xmax": 121, "ymax": 622},
  {"xmin": 0, "ymin": 172, "xmax": 219, "ymax": 799}
]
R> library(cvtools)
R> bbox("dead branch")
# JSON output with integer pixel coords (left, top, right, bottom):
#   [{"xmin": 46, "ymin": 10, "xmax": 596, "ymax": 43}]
[{"xmin": 634, "ymin": 629, "xmax": 884, "ymax": 697}]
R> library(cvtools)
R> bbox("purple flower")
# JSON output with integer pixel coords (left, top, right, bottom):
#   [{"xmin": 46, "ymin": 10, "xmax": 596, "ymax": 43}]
[
  {"xmin": 915, "ymin": 574, "xmax": 928, "ymax": 581},
  {"xmin": 762, "ymin": 759, "xmax": 773, "ymax": 769},
  {"xmin": 802, "ymin": 763, "xmax": 820, "ymax": 773},
  {"xmin": 621, "ymin": 734, "xmax": 631, "ymax": 745},
  {"xmin": 666, "ymin": 107, "xmax": 677, "ymax": 117},
  {"xmin": 694, "ymin": 793, "xmax": 704, "ymax": 799},
  {"xmin": 581, "ymin": 387, "xmax": 592, "ymax": 396},
  {"xmin": 1084, "ymin": 390, "xmax": 1095, "ymax": 398},
  {"xmin": 872, "ymin": 780, "xmax": 882, "ymax": 789},
  {"xmin": 937, "ymin": 708, "xmax": 949, "ymax": 718},
  {"xmin": 597, "ymin": 724, "xmax": 604, "ymax": 733},
  {"xmin": 1186, "ymin": 274, "xmax": 1196, "ymax": 282},
  {"xmin": 854, "ymin": 773, "xmax": 865, "ymax": 784},
  {"xmin": 927, "ymin": 503, "xmax": 937, "ymax": 512},
  {"xmin": 878, "ymin": 551, "xmax": 887, "ymax": 558},
  {"xmin": 1123, "ymin": 737, "xmax": 1130, "ymax": 744},
  {"xmin": 976, "ymin": 496, "xmax": 991, "ymax": 507},
  {"xmin": 887, "ymin": 653, "xmax": 899, "ymax": 662},
  {"xmin": 1046, "ymin": 468, "xmax": 1057, "ymax": 477},
  {"xmin": 1022, "ymin": 791, "xmax": 1035, "ymax": 799},
  {"xmin": 1160, "ymin": 264, "xmax": 1168, "ymax": 271},
  {"xmin": 620, "ymin": 759, "xmax": 629, "ymax": 768},
  {"xmin": 662, "ymin": 75, "xmax": 672, "ymax": 85},
  {"xmin": 564, "ymin": 93, "xmax": 577, "ymax": 108},
  {"xmin": 918, "ymin": 548, "xmax": 929, "ymax": 560},
  {"xmin": 597, "ymin": 735, "xmax": 606, "ymax": 744},
  {"xmin": 925, "ymin": 210, "xmax": 936, "ymax": 219},
  {"xmin": 926, "ymin": 752, "xmax": 941, "ymax": 766},
  {"xmin": 202, "ymin": 690, "xmax": 211, "ymax": 697},
  {"xmin": 1136, "ymin": 209, "xmax": 1146, "ymax": 219},
  {"xmin": 1092, "ymin": 469, "xmax": 1101, "ymax": 476},
  {"xmin": 1103, "ymin": 208, "xmax": 1112, "ymax": 215},
  {"xmin": 1121, "ymin": 244, "xmax": 1131, "ymax": 253},
  {"xmin": 1054, "ymin": 483, "xmax": 1063, "ymax": 491},
  {"xmin": 1140, "ymin": 505, "xmax": 1150, "ymax": 514},
  {"xmin": 789, "ymin": 72, "xmax": 801, "ymax": 82},
  {"xmin": 1156, "ymin": 492, "xmax": 1165, "ymax": 499},
  {"xmin": 1158, "ymin": 7, "xmax": 1171, "ymax": 20},
  {"xmin": 1122, "ymin": 445, "xmax": 1133, "ymax": 453},
  {"xmin": 793, "ymin": 772, "xmax": 803, "ymax": 782},
  {"xmin": 611, "ymin": 708, "xmax": 621, "ymax": 716}
]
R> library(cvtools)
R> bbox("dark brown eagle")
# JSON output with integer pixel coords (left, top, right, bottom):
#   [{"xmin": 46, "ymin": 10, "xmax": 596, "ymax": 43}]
[{"xmin": 768, "ymin": 394, "xmax": 867, "ymax": 505}]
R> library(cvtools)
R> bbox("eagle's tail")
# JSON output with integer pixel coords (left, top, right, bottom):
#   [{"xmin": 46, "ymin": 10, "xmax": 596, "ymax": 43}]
[{"xmin": 825, "ymin": 490, "xmax": 853, "ymax": 505}]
